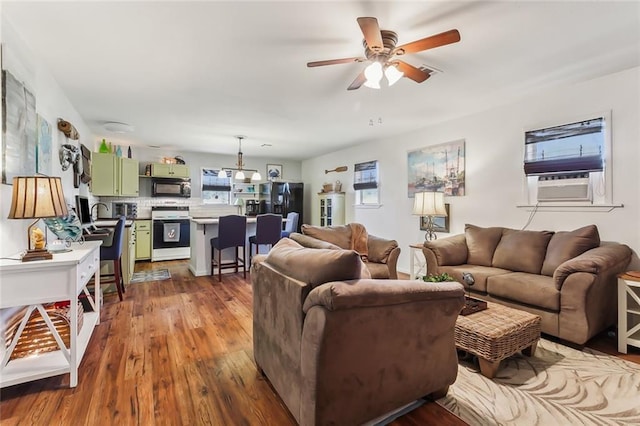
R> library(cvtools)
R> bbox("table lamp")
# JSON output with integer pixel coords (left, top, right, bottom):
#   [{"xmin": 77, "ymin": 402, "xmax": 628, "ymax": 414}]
[
  {"xmin": 234, "ymin": 197, "xmax": 245, "ymax": 215},
  {"xmin": 412, "ymin": 191, "xmax": 447, "ymax": 241},
  {"xmin": 7, "ymin": 176, "xmax": 68, "ymax": 261}
]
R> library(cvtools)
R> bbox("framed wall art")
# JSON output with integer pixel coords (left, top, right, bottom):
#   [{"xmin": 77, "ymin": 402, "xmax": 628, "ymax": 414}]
[
  {"xmin": 419, "ymin": 203, "xmax": 450, "ymax": 233},
  {"xmin": 267, "ymin": 164, "xmax": 282, "ymax": 181},
  {"xmin": 407, "ymin": 139, "xmax": 465, "ymax": 197}
]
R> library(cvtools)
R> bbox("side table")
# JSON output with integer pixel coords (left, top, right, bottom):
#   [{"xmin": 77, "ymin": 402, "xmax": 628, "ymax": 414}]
[
  {"xmin": 618, "ymin": 272, "xmax": 640, "ymax": 353},
  {"xmin": 409, "ymin": 243, "xmax": 426, "ymax": 280}
]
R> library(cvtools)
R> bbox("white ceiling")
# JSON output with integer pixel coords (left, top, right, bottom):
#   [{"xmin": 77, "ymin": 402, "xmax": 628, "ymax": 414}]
[{"xmin": 3, "ymin": 1, "xmax": 639, "ymax": 161}]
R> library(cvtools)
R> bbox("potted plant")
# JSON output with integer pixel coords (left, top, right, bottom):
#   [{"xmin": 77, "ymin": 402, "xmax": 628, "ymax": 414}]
[{"xmin": 422, "ymin": 272, "xmax": 455, "ymax": 282}]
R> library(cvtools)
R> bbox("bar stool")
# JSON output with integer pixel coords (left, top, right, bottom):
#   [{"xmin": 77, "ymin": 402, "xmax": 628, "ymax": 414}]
[
  {"xmin": 100, "ymin": 216, "xmax": 126, "ymax": 301},
  {"xmin": 281, "ymin": 212, "xmax": 300, "ymax": 238},
  {"xmin": 211, "ymin": 215, "xmax": 247, "ymax": 282},
  {"xmin": 249, "ymin": 214, "xmax": 282, "ymax": 262}
]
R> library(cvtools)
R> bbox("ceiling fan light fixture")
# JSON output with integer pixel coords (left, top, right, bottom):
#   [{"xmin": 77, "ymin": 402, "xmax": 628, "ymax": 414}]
[
  {"xmin": 363, "ymin": 62, "xmax": 383, "ymax": 89},
  {"xmin": 385, "ymin": 64, "xmax": 404, "ymax": 86}
]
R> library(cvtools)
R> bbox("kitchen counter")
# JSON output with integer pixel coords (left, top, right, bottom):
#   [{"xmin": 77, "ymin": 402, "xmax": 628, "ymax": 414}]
[
  {"xmin": 190, "ymin": 216, "xmax": 287, "ymax": 277},
  {"xmin": 94, "ymin": 219, "xmax": 134, "ymax": 227}
]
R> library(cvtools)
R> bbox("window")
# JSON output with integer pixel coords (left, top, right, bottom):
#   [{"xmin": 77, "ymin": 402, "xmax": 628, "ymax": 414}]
[
  {"xmin": 522, "ymin": 112, "xmax": 613, "ymax": 206},
  {"xmin": 354, "ymin": 160, "xmax": 380, "ymax": 206},
  {"xmin": 201, "ymin": 168, "xmax": 231, "ymax": 204}
]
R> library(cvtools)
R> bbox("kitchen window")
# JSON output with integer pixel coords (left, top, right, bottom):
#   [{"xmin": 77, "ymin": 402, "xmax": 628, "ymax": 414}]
[{"xmin": 201, "ymin": 168, "xmax": 231, "ymax": 204}]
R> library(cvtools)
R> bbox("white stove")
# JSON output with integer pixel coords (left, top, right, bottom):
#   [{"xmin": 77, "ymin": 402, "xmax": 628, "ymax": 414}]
[{"xmin": 151, "ymin": 206, "xmax": 191, "ymax": 261}]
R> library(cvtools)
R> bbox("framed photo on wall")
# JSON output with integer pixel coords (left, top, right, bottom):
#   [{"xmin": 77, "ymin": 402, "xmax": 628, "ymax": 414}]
[
  {"xmin": 420, "ymin": 203, "xmax": 450, "ymax": 233},
  {"xmin": 267, "ymin": 164, "xmax": 283, "ymax": 181}
]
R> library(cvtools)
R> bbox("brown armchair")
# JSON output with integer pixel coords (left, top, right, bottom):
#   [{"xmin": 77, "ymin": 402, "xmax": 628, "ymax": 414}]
[
  {"xmin": 251, "ymin": 238, "xmax": 465, "ymax": 426},
  {"xmin": 289, "ymin": 223, "xmax": 401, "ymax": 279}
]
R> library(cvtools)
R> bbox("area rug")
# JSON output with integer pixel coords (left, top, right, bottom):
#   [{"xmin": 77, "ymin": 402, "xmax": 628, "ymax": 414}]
[
  {"xmin": 129, "ymin": 269, "xmax": 171, "ymax": 284},
  {"xmin": 436, "ymin": 338, "xmax": 640, "ymax": 425}
]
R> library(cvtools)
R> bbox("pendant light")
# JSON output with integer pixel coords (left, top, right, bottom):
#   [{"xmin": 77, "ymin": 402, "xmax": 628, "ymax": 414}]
[{"xmin": 234, "ymin": 136, "xmax": 246, "ymax": 180}]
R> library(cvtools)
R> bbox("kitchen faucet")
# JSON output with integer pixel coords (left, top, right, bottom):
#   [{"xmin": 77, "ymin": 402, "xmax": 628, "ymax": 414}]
[{"xmin": 90, "ymin": 202, "xmax": 109, "ymax": 220}]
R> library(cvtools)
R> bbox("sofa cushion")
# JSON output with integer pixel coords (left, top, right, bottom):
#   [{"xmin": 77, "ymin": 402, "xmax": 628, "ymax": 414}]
[
  {"xmin": 492, "ymin": 229, "xmax": 553, "ymax": 274},
  {"xmin": 265, "ymin": 238, "xmax": 368, "ymax": 287},
  {"xmin": 465, "ymin": 224, "xmax": 504, "ymax": 267},
  {"xmin": 365, "ymin": 262, "xmax": 390, "ymax": 279},
  {"xmin": 541, "ymin": 225, "xmax": 600, "ymax": 276},
  {"xmin": 439, "ymin": 265, "xmax": 512, "ymax": 293},
  {"xmin": 301, "ymin": 224, "xmax": 352, "ymax": 249},
  {"xmin": 486, "ymin": 272, "xmax": 559, "ymax": 311},
  {"xmin": 289, "ymin": 233, "xmax": 342, "ymax": 250},
  {"xmin": 367, "ymin": 234, "xmax": 398, "ymax": 264}
]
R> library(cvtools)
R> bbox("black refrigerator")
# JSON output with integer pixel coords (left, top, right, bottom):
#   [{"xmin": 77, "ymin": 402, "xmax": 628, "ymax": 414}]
[{"xmin": 259, "ymin": 181, "xmax": 304, "ymax": 232}]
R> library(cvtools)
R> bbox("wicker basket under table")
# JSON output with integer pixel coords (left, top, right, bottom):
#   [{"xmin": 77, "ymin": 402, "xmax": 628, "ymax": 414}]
[{"xmin": 455, "ymin": 301, "xmax": 541, "ymax": 379}]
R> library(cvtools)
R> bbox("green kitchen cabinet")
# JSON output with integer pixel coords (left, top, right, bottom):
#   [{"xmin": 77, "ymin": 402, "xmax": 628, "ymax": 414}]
[
  {"xmin": 135, "ymin": 220, "xmax": 152, "ymax": 260},
  {"xmin": 91, "ymin": 153, "xmax": 139, "ymax": 196},
  {"xmin": 151, "ymin": 163, "xmax": 190, "ymax": 178}
]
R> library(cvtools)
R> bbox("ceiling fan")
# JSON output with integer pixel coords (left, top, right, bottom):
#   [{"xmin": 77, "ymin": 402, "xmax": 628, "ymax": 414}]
[{"xmin": 307, "ymin": 17, "xmax": 460, "ymax": 90}]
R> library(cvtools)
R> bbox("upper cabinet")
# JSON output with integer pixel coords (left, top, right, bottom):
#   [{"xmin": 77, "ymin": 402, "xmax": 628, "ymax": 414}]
[
  {"xmin": 91, "ymin": 153, "xmax": 139, "ymax": 196},
  {"xmin": 151, "ymin": 163, "xmax": 190, "ymax": 178}
]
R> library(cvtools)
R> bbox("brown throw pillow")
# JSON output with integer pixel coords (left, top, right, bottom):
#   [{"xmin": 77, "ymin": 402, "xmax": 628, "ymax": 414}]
[
  {"xmin": 301, "ymin": 224, "xmax": 352, "ymax": 249},
  {"xmin": 492, "ymin": 229, "xmax": 553, "ymax": 274},
  {"xmin": 264, "ymin": 238, "xmax": 367, "ymax": 287},
  {"xmin": 465, "ymin": 224, "xmax": 504, "ymax": 267},
  {"xmin": 541, "ymin": 225, "xmax": 600, "ymax": 276}
]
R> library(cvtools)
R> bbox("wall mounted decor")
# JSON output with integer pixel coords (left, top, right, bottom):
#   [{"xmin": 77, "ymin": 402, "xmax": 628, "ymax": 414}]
[
  {"xmin": 408, "ymin": 139, "xmax": 465, "ymax": 197},
  {"xmin": 57, "ymin": 118, "xmax": 79, "ymax": 140},
  {"xmin": 2, "ymin": 70, "xmax": 37, "ymax": 184},
  {"xmin": 420, "ymin": 203, "xmax": 450, "ymax": 233},
  {"xmin": 36, "ymin": 114, "xmax": 53, "ymax": 175},
  {"xmin": 267, "ymin": 164, "xmax": 283, "ymax": 181}
]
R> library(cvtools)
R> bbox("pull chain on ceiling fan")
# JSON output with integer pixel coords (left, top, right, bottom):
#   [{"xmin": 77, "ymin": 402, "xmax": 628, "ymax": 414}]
[{"xmin": 307, "ymin": 17, "xmax": 461, "ymax": 90}]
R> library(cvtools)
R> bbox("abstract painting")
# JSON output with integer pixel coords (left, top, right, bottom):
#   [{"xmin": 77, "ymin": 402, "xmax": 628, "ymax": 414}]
[
  {"xmin": 2, "ymin": 69, "xmax": 37, "ymax": 184},
  {"xmin": 37, "ymin": 114, "xmax": 52, "ymax": 175},
  {"xmin": 407, "ymin": 139, "xmax": 465, "ymax": 197}
]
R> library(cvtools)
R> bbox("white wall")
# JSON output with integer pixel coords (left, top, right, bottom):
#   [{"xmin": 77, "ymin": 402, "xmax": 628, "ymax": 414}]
[
  {"xmin": 302, "ymin": 67, "xmax": 640, "ymax": 274},
  {"xmin": 0, "ymin": 21, "xmax": 96, "ymax": 257}
]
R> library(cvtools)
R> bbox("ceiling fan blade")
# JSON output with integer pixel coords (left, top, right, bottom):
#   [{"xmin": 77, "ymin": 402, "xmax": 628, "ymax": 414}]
[
  {"xmin": 395, "ymin": 29, "xmax": 461, "ymax": 55},
  {"xmin": 307, "ymin": 57, "xmax": 367, "ymax": 67},
  {"xmin": 396, "ymin": 61, "xmax": 430, "ymax": 83},
  {"xmin": 357, "ymin": 17, "xmax": 383, "ymax": 52},
  {"xmin": 347, "ymin": 71, "xmax": 366, "ymax": 91}
]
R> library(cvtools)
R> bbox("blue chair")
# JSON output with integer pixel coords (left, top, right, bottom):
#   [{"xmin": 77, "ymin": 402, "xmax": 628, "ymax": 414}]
[
  {"xmin": 100, "ymin": 216, "xmax": 126, "ymax": 301},
  {"xmin": 249, "ymin": 214, "xmax": 283, "ymax": 262},
  {"xmin": 211, "ymin": 215, "xmax": 247, "ymax": 282},
  {"xmin": 281, "ymin": 212, "xmax": 300, "ymax": 238}
]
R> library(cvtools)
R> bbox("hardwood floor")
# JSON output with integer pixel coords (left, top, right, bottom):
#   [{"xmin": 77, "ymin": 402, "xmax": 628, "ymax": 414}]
[{"xmin": 1, "ymin": 261, "xmax": 636, "ymax": 425}]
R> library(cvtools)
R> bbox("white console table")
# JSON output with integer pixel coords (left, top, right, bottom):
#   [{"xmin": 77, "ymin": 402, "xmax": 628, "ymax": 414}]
[
  {"xmin": 618, "ymin": 272, "xmax": 640, "ymax": 354},
  {"xmin": 409, "ymin": 243, "xmax": 427, "ymax": 280},
  {"xmin": 0, "ymin": 241, "xmax": 101, "ymax": 388}
]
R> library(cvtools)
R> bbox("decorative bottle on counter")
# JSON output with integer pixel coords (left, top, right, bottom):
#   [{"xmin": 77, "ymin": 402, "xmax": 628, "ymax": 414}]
[
  {"xmin": 127, "ymin": 146, "xmax": 132, "ymax": 158},
  {"xmin": 116, "ymin": 145, "xmax": 122, "ymax": 157},
  {"xmin": 99, "ymin": 138, "xmax": 109, "ymax": 153}
]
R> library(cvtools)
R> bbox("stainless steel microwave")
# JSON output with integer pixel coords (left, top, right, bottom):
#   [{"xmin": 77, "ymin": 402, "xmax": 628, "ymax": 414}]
[{"xmin": 152, "ymin": 178, "xmax": 191, "ymax": 198}]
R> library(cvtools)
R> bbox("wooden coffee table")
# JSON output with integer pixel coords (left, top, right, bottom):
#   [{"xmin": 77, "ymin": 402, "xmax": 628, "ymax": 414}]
[{"xmin": 455, "ymin": 301, "xmax": 541, "ymax": 378}]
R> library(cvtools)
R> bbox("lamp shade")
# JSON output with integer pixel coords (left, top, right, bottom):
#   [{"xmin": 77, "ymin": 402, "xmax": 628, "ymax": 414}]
[
  {"xmin": 217, "ymin": 169, "xmax": 227, "ymax": 178},
  {"xmin": 8, "ymin": 176, "xmax": 68, "ymax": 219},
  {"xmin": 235, "ymin": 170, "xmax": 245, "ymax": 180},
  {"xmin": 233, "ymin": 197, "xmax": 245, "ymax": 207},
  {"xmin": 412, "ymin": 191, "xmax": 447, "ymax": 216},
  {"xmin": 251, "ymin": 171, "xmax": 262, "ymax": 181}
]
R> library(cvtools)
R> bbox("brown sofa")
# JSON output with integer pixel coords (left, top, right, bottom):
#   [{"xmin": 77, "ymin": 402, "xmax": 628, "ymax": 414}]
[
  {"xmin": 288, "ymin": 223, "xmax": 400, "ymax": 279},
  {"xmin": 422, "ymin": 224, "xmax": 632, "ymax": 345},
  {"xmin": 251, "ymin": 238, "xmax": 465, "ymax": 426}
]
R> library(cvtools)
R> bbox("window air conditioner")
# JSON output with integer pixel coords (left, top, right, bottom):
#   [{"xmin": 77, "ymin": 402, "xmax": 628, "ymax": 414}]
[{"xmin": 537, "ymin": 173, "xmax": 591, "ymax": 202}]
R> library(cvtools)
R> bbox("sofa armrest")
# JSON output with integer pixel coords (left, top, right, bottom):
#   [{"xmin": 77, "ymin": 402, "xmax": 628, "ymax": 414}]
[
  {"xmin": 303, "ymin": 279, "xmax": 464, "ymax": 313},
  {"xmin": 367, "ymin": 234, "xmax": 398, "ymax": 263},
  {"xmin": 422, "ymin": 234, "xmax": 468, "ymax": 274},
  {"xmin": 385, "ymin": 247, "xmax": 401, "ymax": 279},
  {"xmin": 553, "ymin": 244, "xmax": 632, "ymax": 289}
]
